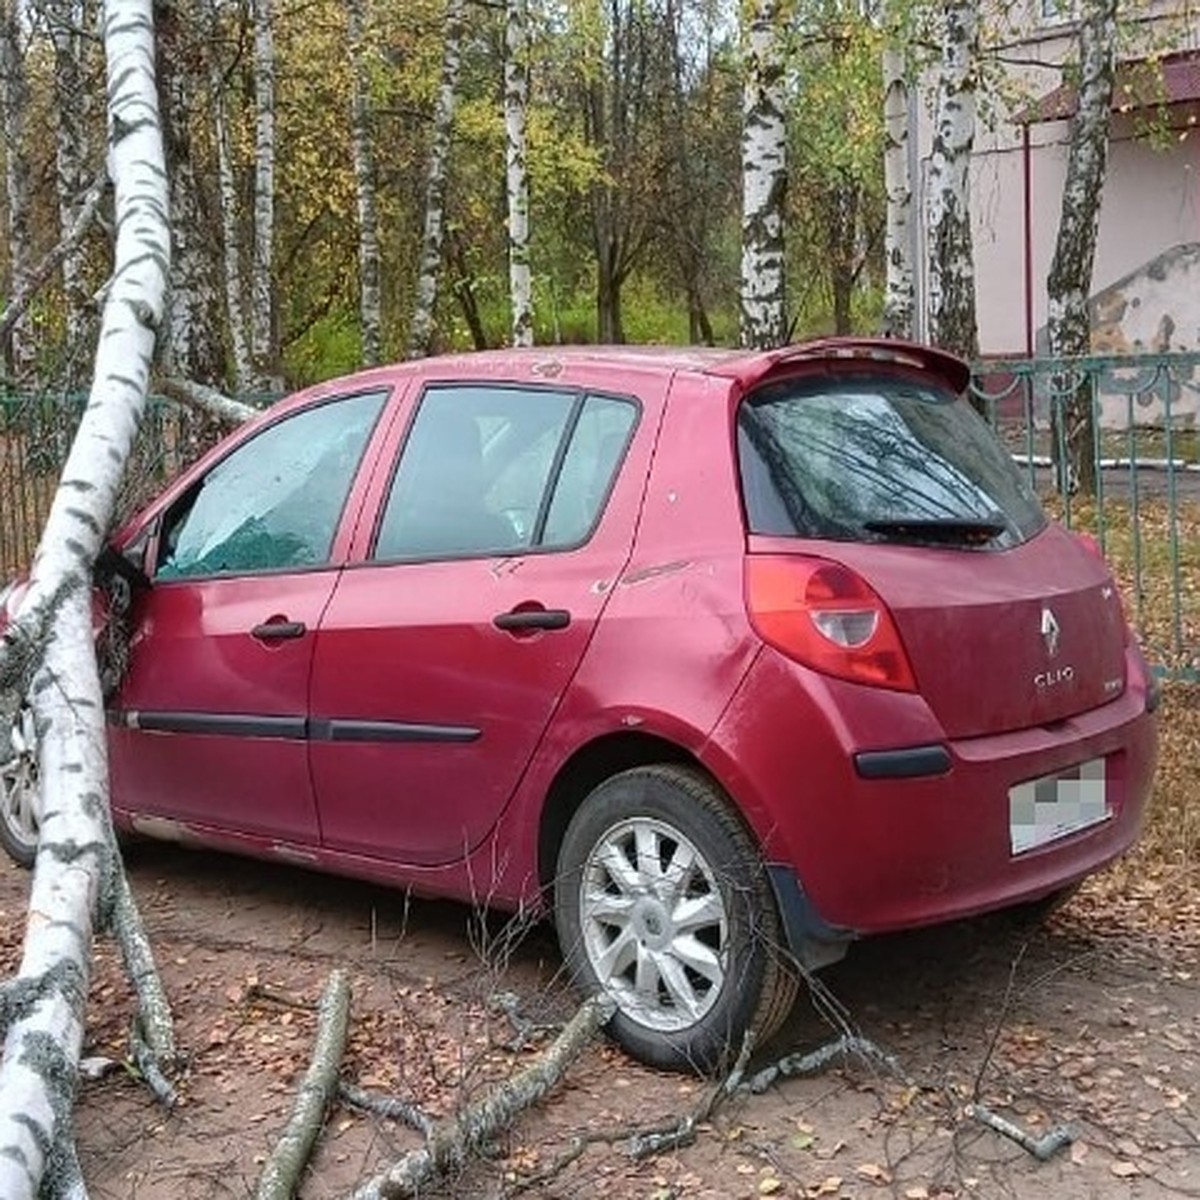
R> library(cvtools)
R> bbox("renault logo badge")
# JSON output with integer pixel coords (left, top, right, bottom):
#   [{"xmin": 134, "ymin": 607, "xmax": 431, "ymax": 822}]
[{"xmin": 1040, "ymin": 606, "xmax": 1060, "ymax": 658}]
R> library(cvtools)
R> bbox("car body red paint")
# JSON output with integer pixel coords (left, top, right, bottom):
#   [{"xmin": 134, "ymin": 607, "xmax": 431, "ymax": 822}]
[{"xmin": 0, "ymin": 339, "xmax": 1158, "ymax": 1064}]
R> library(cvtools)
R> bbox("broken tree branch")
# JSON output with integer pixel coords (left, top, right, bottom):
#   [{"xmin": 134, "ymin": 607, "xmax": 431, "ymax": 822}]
[
  {"xmin": 352, "ymin": 994, "xmax": 615, "ymax": 1200},
  {"xmin": 255, "ymin": 970, "xmax": 351, "ymax": 1200},
  {"xmin": 966, "ymin": 1102, "xmax": 1074, "ymax": 1161},
  {"xmin": 338, "ymin": 1082, "xmax": 435, "ymax": 1141},
  {"xmin": 107, "ymin": 862, "xmax": 177, "ymax": 1106},
  {"xmin": 158, "ymin": 376, "xmax": 258, "ymax": 426}
]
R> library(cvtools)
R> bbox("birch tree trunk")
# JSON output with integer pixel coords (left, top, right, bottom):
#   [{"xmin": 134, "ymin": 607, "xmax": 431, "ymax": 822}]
[
  {"xmin": 407, "ymin": 0, "xmax": 465, "ymax": 360},
  {"xmin": 925, "ymin": 0, "xmax": 979, "ymax": 364},
  {"xmin": 251, "ymin": 0, "xmax": 279, "ymax": 389},
  {"xmin": 1046, "ymin": 0, "xmax": 1117, "ymax": 497},
  {"xmin": 210, "ymin": 29, "xmax": 252, "ymax": 395},
  {"xmin": 881, "ymin": 44, "xmax": 914, "ymax": 339},
  {"xmin": 0, "ymin": 4, "xmax": 170, "ymax": 1194},
  {"xmin": 739, "ymin": 0, "xmax": 788, "ymax": 351},
  {"xmin": 348, "ymin": 0, "xmax": 382, "ymax": 367},
  {"xmin": 46, "ymin": 0, "xmax": 96, "ymax": 382},
  {"xmin": 505, "ymin": 0, "xmax": 533, "ymax": 348},
  {"xmin": 0, "ymin": 0, "xmax": 36, "ymax": 382},
  {"xmin": 158, "ymin": 0, "xmax": 225, "ymax": 386}
]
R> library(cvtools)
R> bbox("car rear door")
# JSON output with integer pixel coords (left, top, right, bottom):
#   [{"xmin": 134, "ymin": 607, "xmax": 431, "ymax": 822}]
[
  {"xmin": 309, "ymin": 378, "xmax": 656, "ymax": 865},
  {"xmin": 108, "ymin": 389, "xmax": 389, "ymax": 845}
]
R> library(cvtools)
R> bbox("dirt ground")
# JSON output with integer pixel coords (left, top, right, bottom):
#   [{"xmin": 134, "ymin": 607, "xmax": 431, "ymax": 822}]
[{"xmin": 0, "ymin": 844, "xmax": 1197, "ymax": 1200}]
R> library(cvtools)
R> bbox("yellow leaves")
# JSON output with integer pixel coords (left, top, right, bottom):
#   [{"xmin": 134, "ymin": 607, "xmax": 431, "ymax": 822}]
[{"xmin": 855, "ymin": 1162, "xmax": 893, "ymax": 1185}]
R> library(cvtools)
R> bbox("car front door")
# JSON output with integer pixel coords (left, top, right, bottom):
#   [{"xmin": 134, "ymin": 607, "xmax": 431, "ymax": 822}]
[
  {"xmin": 309, "ymin": 380, "xmax": 650, "ymax": 865},
  {"xmin": 108, "ymin": 390, "xmax": 388, "ymax": 845}
]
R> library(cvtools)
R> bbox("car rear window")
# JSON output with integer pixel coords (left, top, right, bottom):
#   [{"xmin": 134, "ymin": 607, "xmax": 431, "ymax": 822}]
[{"xmin": 737, "ymin": 373, "xmax": 1046, "ymax": 549}]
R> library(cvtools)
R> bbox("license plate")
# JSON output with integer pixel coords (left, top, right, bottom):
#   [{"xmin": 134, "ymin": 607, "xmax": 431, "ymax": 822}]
[{"xmin": 1008, "ymin": 757, "xmax": 1110, "ymax": 855}]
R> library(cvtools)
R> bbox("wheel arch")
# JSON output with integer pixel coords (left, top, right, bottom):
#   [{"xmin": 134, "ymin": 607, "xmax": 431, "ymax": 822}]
[{"xmin": 536, "ymin": 731, "xmax": 700, "ymax": 893}]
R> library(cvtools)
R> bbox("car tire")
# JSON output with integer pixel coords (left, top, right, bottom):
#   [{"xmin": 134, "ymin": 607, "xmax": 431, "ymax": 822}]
[
  {"xmin": 0, "ymin": 709, "xmax": 39, "ymax": 869},
  {"xmin": 555, "ymin": 764, "xmax": 798, "ymax": 1073}
]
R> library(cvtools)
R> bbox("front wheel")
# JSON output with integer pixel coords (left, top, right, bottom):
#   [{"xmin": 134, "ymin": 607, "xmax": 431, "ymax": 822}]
[
  {"xmin": 0, "ymin": 708, "xmax": 40, "ymax": 868},
  {"xmin": 555, "ymin": 764, "xmax": 798, "ymax": 1072}
]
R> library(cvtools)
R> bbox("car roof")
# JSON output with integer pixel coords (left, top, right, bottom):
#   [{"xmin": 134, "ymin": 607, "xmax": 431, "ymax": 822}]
[{"xmin": 295, "ymin": 338, "xmax": 969, "ymax": 405}]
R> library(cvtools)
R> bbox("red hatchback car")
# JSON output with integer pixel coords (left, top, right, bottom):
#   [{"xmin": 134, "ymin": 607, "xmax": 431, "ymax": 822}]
[{"xmin": 0, "ymin": 339, "xmax": 1157, "ymax": 1070}]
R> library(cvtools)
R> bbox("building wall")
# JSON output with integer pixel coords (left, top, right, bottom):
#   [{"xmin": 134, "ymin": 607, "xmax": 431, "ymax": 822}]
[{"xmin": 919, "ymin": 0, "xmax": 1200, "ymax": 357}]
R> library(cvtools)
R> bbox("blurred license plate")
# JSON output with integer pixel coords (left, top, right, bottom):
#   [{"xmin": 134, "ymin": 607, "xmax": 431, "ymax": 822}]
[{"xmin": 1008, "ymin": 757, "xmax": 1110, "ymax": 855}]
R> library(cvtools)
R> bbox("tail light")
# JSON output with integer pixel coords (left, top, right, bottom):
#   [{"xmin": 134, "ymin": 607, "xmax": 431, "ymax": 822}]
[{"xmin": 745, "ymin": 555, "xmax": 916, "ymax": 691}]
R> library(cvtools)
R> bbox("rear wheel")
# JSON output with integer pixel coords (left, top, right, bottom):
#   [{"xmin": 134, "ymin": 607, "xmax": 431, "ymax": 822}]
[
  {"xmin": 0, "ymin": 708, "xmax": 40, "ymax": 868},
  {"xmin": 555, "ymin": 764, "xmax": 798, "ymax": 1072}
]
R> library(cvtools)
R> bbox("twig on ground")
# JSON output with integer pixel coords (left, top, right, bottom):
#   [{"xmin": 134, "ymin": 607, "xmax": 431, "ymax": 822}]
[
  {"xmin": 745, "ymin": 1033, "xmax": 904, "ymax": 1094},
  {"xmin": 488, "ymin": 990, "xmax": 559, "ymax": 1051},
  {"xmin": 339, "ymin": 1082, "xmax": 435, "ymax": 1141},
  {"xmin": 965, "ymin": 1102, "xmax": 1074, "ymax": 1161},
  {"xmin": 246, "ymin": 982, "xmax": 317, "ymax": 1012},
  {"xmin": 255, "ymin": 970, "xmax": 352, "ymax": 1200},
  {"xmin": 351, "ymin": 994, "xmax": 615, "ymax": 1200}
]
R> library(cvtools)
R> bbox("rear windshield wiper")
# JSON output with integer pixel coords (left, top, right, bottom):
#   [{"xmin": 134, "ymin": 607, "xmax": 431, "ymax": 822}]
[{"xmin": 863, "ymin": 516, "xmax": 1008, "ymax": 545}]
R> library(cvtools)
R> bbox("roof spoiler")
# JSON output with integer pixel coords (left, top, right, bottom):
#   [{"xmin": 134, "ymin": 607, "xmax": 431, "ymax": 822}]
[{"xmin": 716, "ymin": 338, "xmax": 971, "ymax": 395}]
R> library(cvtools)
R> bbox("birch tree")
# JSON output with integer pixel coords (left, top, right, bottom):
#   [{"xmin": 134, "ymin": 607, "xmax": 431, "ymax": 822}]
[
  {"xmin": 158, "ymin": 0, "xmax": 225, "ymax": 385},
  {"xmin": 251, "ymin": 0, "xmax": 279, "ymax": 389},
  {"xmin": 925, "ymin": 0, "xmax": 979, "ymax": 363},
  {"xmin": 881, "ymin": 44, "xmax": 914, "ymax": 338},
  {"xmin": 44, "ymin": 0, "xmax": 97, "ymax": 382},
  {"xmin": 208, "ymin": 0, "xmax": 252, "ymax": 394},
  {"xmin": 408, "ymin": 0, "xmax": 465, "ymax": 360},
  {"xmin": 1046, "ymin": 0, "xmax": 1118, "ymax": 496},
  {"xmin": 505, "ymin": 0, "xmax": 533, "ymax": 348},
  {"xmin": 1, "ymin": 0, "xmax": 36, "ymax": 382},
  {"xmin": 740, "ymin": 0, "xmax": 788, "ymax": 350},
  {"xmin": 348, "ymin": 0, "xmax": 382, "ymax": 366},
  {"xmin": 0, "ymin": 2, "xmax": 174, "ymax": 1193}
]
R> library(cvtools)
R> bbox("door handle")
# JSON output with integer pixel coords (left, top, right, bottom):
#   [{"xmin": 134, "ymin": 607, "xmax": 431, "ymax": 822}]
[
  {"xmin": 251, "ymin": 619, "xmax": 307, "ymax": 641},
  {"xmin": 493, "ymin": 608, "xmax": 571, "ymax": 633}
]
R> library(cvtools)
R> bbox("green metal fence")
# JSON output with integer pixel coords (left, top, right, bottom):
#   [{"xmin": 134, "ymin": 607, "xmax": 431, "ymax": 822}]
[
  {"xmin": 970, "ymin": 352, "xmax": 1200, "ymax": 681},
  {"xmin": 0, "ymin": 392, "xmax": 230, "ymax": 579},
  {"xmin": 1, "ymin": 354, "xmax": 1196, "ymax": 680}
]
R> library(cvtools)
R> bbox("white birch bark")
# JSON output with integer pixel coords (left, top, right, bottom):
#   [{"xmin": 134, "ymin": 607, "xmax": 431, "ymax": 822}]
[
  {"xmin": 1046, "ymin": 0, "xmax": 1117, "ymax": 495},
  {"xmin": 407, "ymin": 0, "xmax": 466, "ymax": 361},
  {"xmin": 159, "ymin": 0, "xmax": 224, "ymax": 385},
  {"xmin": 348, "ymin": 0, "xmax": 382, "ymax": 367},
  {"xmin": 0, "ymin": 171, "xmax": 105, "ymax": 344},
  {"xmin": 210, "ymin": 43, "xmax": 252, "ymax": 395},
  {"xmin": 46, "ymin": 0, "xmax": 96, "ymax": 377},
  {"xmin": 505, "ymin": 0, "xmax": 533, "ymax": 348},
  {"xmin": 1, "ymin": 0, "xmax": 36, "ymax": 381},
  {"xmin": 0, "ymin": 3, "xmax": 171, "ymax": 1193},
  {"xmin": 882, "ymin": 45, "xmax": 914, "ymax": 339},
  {"xmin": 925, "ymin": 0, "xmax": 979, "ymax": 362},
  {"xmin": 251, "ymin": 0, "xmax": 278, "ymax": 389},
  {"xmin": 739, "ymin": 0, "xmax": 787, "ymax": 351}
]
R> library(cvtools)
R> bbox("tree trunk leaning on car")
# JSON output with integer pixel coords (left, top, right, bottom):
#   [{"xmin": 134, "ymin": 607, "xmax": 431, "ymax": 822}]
[{"xmin": 0, "ymin": 4, "xmax": 178, "ymax": 1195}]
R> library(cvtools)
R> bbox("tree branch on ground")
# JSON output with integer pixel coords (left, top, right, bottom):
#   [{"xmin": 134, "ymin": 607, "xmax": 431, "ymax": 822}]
[
  {"xmin": 255, "ymin": 970, "xmax": 351, "ymax": 1200},
  {"xmin": 966, "ymin": 1102, "xmax": 1074, "ymax": 1161},
  {"xmin": 351, "ymin": 994, "xmax": 615, "ymax": 1199}
]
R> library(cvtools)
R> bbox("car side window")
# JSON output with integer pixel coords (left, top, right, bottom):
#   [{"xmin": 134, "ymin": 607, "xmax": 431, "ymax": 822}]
[
  {"xmin": 156, "ymin": 391, "xmax": 386, "ymax": 579},
  {"xmin": 373, "ymin": 386, "xmax": 637, "ymax": 561},
  {"xmin": 541, "ymin": 396, "xmax": 636, "ymax": 545}
]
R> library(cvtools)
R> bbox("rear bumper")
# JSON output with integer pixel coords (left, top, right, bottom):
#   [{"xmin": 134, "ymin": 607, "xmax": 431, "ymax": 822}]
[{"xmin": 704, "ymin": 646, "xmax": 1158, "ymax": 942}]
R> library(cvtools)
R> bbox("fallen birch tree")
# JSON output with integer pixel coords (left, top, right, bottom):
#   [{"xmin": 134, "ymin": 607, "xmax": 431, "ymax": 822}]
[{"xmin": 0, "ymin": 2, "xmax": 177, "ymax": 1194}]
